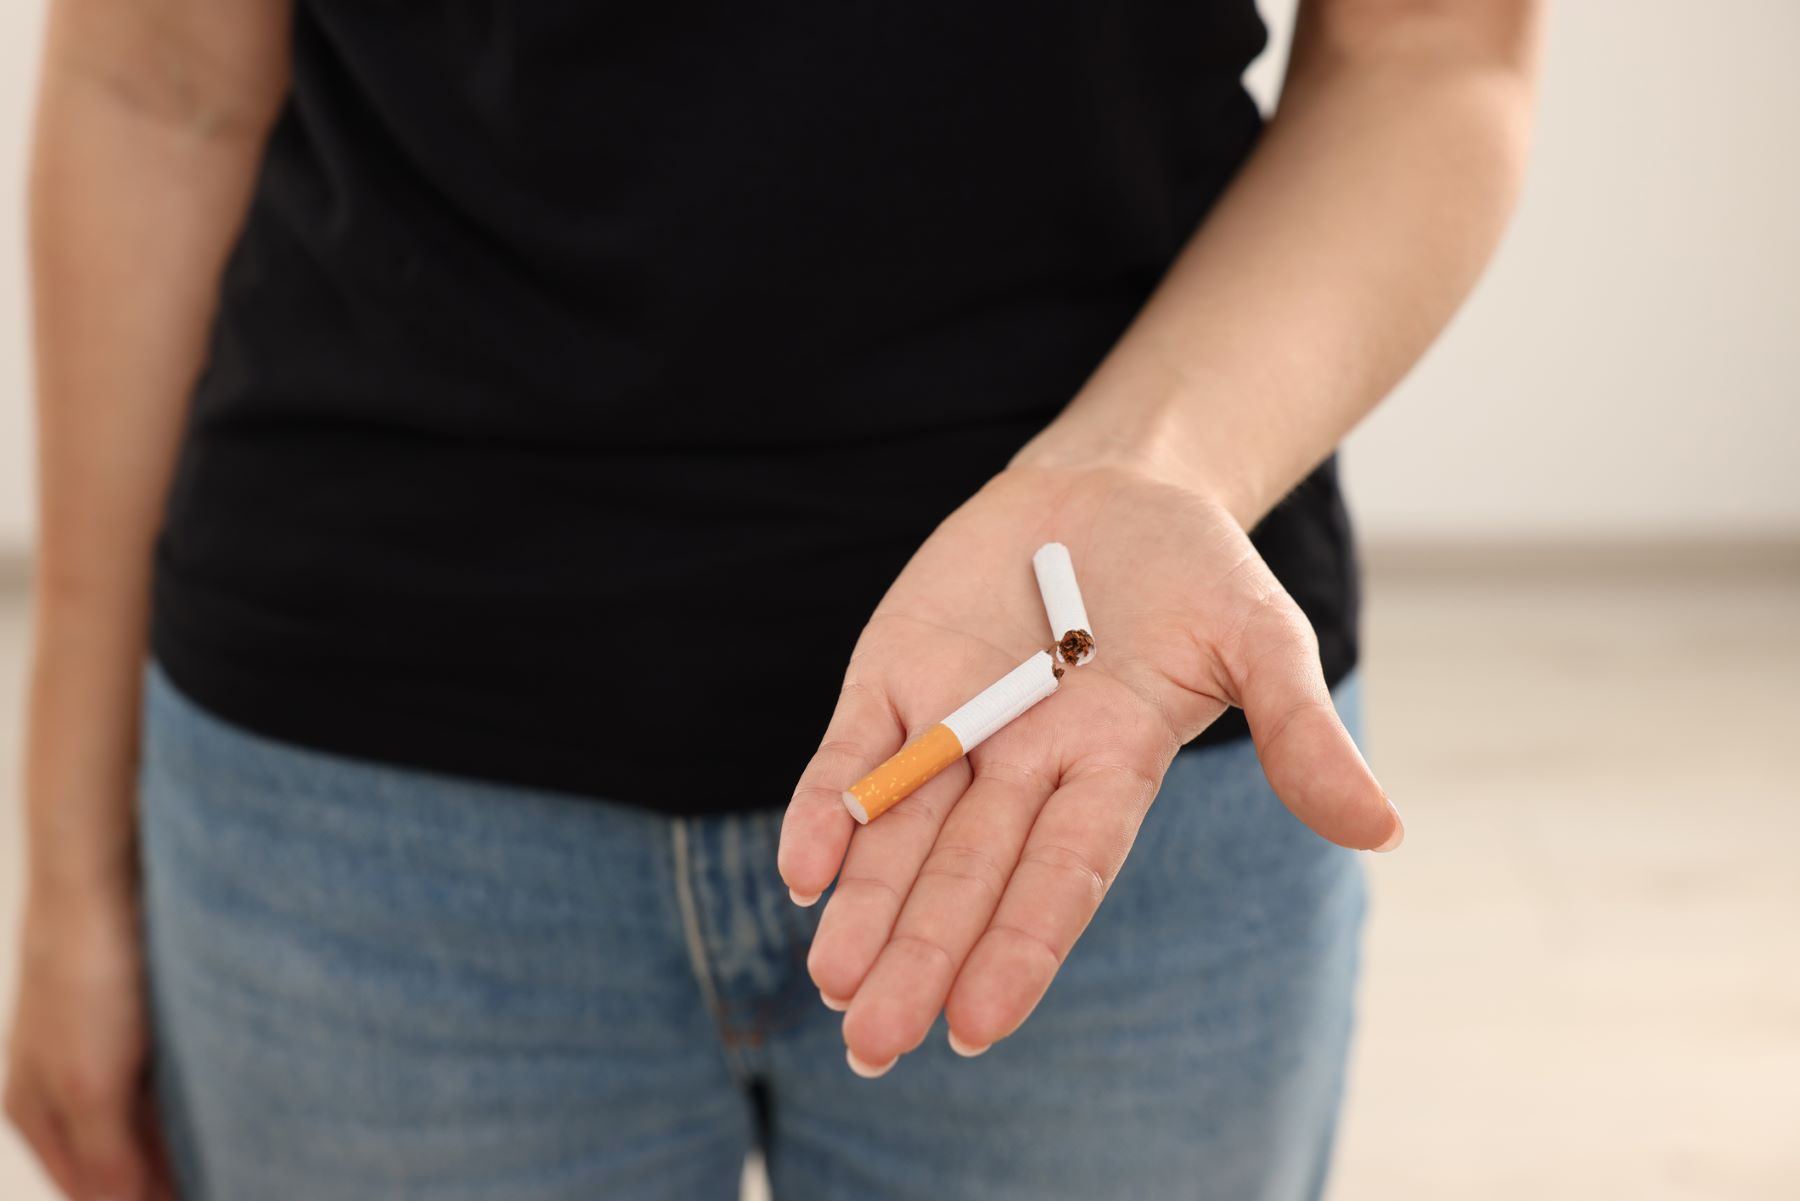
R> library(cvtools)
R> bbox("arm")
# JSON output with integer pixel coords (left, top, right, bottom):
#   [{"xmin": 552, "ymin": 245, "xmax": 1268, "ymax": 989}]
[
  {"xmin": 780, "ymin": 0, "xmax": 1540, "ymax": 1073},
  {"xmin": 5, "ymin": 3, "xmax": 290, "ymax": 1197},
  {"xmin": 1019, "ymin": 0, "xmax": 1541, "ymax": 521}
]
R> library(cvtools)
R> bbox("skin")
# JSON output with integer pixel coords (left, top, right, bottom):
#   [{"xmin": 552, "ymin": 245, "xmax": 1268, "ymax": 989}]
[
  {"xmin": 5, "ymin": 2, "xmax": 292, "ymax": 1198},
  {"xmin": 778, "ymin": 1, "xmax": 1542, "ymax": 1075},
  {"xmin": 2, "ymin": 0, "xmax": 1540, "ymax": 1196}
]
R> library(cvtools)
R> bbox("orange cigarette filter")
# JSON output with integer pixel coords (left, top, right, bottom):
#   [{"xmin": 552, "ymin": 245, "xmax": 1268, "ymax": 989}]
[{"xmin": 844, "ymin": 723, "xmax": 965, "ymax": 824}]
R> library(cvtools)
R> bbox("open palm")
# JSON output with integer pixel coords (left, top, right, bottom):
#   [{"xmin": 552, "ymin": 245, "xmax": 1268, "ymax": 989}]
[{"xmin": 777, "ymin": 464, "xmax": 1400, "ymax": 1074}]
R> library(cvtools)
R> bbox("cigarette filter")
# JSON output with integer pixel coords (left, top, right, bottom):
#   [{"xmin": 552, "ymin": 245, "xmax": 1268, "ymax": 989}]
[
  {"xmin": 842, "ymin": 651, "xmax": 1061, "ymax": 824},
  {"xmin": 1033, "ymin": 542, "xmax": 1094, "ymax": 665}
]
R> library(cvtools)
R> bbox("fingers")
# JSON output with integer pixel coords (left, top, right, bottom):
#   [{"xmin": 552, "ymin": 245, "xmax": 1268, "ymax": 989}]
[
  {"xmin": 805, "ymin": 756, "xmax": 969, "ymax": 1009},
  {"xmin": 944, "ymin": 761, "xmax": 1159, "ymax": 1051},
  {"xmin": 838, "ymin": 763, "xmax": 1052, "ymax": 1068},
  {"xmin": 778, "ymin": 679, "xmax": 905, "ymax": 902},
  {"xmin": 5, "ymin": 1080, "xmax": 81, "ymax": 1199},
  {"xmin": 5, "ymin": 1065, "xmax": 151, "ymax": 1201},
  {"xmin": 142, "ymin": 1098, "xmax": 180, "ymax": 1201},
  {"xmin": 1227, "ymin": 589, "xmax": 1402, "ymax": 851},
  {"xmin": 62, "ymin": 1081, "xmax": 152, "ymax": 1201}
]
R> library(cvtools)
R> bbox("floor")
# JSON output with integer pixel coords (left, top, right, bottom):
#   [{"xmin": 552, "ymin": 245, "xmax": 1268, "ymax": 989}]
[{"xmin": 1, "ymin": 556, "xmax": 1796, "ymax": 1200}]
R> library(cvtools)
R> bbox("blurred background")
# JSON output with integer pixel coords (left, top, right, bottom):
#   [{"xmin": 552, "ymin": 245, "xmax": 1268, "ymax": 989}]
[{"xmin": 2, "ymin": 1, "xmax": 1797, "ymax": 1198}]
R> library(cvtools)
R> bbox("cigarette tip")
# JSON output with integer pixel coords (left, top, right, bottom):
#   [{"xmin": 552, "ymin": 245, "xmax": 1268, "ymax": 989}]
[
  {"xmin": 841, "ymin": 790, "xmax": 870, "ymax": 825},
  {"xmin": 1056, "ymin": 628, "xmax": 1096, "ymax": 667}
]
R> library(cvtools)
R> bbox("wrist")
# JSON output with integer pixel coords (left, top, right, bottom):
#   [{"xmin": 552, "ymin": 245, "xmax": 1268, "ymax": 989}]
[
  {"xmin": 23, "ymin": 641, "xmax": 148, "ymax": 905},
  {"xmin": 1011, "ymin": 359, "xmax": 1268, "ymax": 527},
  {"xmin": 22, "ymin": 759, "xmax": 141, "ymax": 900},
  {"xmin": 24, "ymin": 834, "xmax": 139, "ymax": 910}
]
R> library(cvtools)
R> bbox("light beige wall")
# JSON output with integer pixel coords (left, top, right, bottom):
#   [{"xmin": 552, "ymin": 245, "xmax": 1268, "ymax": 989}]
[
  {"xmin": 1251, "ymin": 0, "xmax": 1800, "ymax": 540},
  {"xmin": 1, "ymin": 0, "xmax": 1797, "ymax": 555},
  {"xmin": 0, "ymin": 1, "xmax": 43, "ymax": 557}
]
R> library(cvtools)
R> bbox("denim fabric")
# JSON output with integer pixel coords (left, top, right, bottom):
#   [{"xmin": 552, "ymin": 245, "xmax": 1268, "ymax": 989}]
[{"xmin": 139, "ymin": 660, "xmax": 1365, "ymax": 1200}]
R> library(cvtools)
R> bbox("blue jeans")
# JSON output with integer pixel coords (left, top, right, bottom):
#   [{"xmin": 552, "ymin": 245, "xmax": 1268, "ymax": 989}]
[{"xmin": 139, "ymin": 660, "xmax": 1365, "ymax": 1200}]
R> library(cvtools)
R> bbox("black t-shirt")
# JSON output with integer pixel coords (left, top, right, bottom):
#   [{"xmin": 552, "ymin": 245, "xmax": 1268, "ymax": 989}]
[{"xmin": 151, "ymin": 0, "xmax": 1359, "ymax": 814}]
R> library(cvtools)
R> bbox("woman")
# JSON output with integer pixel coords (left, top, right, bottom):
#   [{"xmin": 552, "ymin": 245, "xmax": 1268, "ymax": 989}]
[{"xmin": 6, "ymin": 1, "xmax": 1538, "ymax": 1198}]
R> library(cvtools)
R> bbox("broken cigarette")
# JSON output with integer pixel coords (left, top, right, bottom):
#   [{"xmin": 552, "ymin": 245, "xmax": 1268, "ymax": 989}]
[
  {"xmin": 1033, "ymin": 542, "xmax": 1094, "ymax": 665},
  {"xmin": 842, "ymin": 651, "xmax": 1062, "ymax": 824}
]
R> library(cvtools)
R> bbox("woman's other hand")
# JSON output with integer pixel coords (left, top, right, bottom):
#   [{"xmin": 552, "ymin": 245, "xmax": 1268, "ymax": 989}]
[
  {"xmin": 12, "ymin": 0, "xmax": 295, "ymax": 1188},
  {"xmin": 6, "ymin": 875, "xmax": 171, "ymax": 1201}
]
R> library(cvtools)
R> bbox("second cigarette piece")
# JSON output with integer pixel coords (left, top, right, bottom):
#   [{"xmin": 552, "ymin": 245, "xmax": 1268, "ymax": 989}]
[
  {"xmin": 1033, "ymin": 542, "xmax": 1095, "ymax": 665},
  {"xmin": 842, "ymin": 651, "xmax": 1061, "ymax": 825}
]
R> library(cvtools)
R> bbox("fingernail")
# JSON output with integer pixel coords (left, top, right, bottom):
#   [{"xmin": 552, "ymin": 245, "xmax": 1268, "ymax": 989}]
[
  {"xmin": 1374, "ymin": 799, "xmax": 1405, "ymax": 853},
  {"xmin": 947, "ymin": 1029, "xmax": 990, "ymax": 1058},
  {"xmin": 846, "ymin": 1048, "xmax": 895, "ymax": 1079},
  {"xmin": 820, "ymin": 990, "xmax": 850, "ymax": 1012},
  {"xmin": 790, "ymin": 888, "xmax": 821, "ymax": 906}
]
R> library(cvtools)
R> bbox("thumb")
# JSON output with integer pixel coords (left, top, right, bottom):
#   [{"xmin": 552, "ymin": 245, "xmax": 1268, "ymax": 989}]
[
  {"xmin": 1224, "ymin": 587, "xmax": 1403, "ymax": 852},
  {"xmin": 62, "ymin": 1085, "xmax": 151, "ymax": 1201}
]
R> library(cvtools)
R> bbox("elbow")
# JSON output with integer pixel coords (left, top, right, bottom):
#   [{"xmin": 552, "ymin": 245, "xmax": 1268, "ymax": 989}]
[{"xmin": 39, "ymin": 1, "xmax": 292, "ymax": 145}]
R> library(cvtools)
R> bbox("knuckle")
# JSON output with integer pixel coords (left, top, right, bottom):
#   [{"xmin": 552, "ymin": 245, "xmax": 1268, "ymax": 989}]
[
  {"xmin": 838, "ymin": 678, "xmax": 891, "ymax": 715},
  {"xmin": 822, "ymin": 679, "xmax": 902, "ymax": 741},
  {"xmin": 987, "ymin": 920, "xmax": 1068, "ymax": 969},
  {"xmin": 1231, "ymin": 576, "xmax": 1303, "ymax": 644},
  {"xmin": 791, "ymin": 739, "xmax": 881, "ymax": 809},
  {"xmin": 1019, "ymin": 842, "xmax": 1108, "ymax": 904},
  {"xmin": 787, "ymin": 781, "xmax": 846, "ymax": 814},
  {"xmin": 833, "ymin": 873, "xmax": 905, "ymax": 909},
  {"xmin": 1250, "ymin": 583, "xmax": 1313, "ymax": 644},
  {"xmin": 808, "ymin": 737, "xmax": 873, "ymax": 776},
  {"xmin": 50, "ymin": 1063, "xmax": 116, "ymax": 1115},
  {"xmin": 916, "ymin": 843, "xmax": 1010, "ymax": 903},
  {"xmin": 1256, "ymin": 695, "xmax": 1333, "ymax": 759},
  {"xmin": 1219, "ymin": 580, "xmax": 1321, "ymax": 686},
  {"xmin": 1287, "ymin": 611, "xmax": 1322, "ymax": 655},
  {"xmin": 886, "ymin": 932, "xmax": 956, "ymax": 973}
]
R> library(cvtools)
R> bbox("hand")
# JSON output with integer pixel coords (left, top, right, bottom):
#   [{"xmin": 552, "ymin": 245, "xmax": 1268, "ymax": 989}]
[
  {"xmin": 777, "ymin": 464, "xmax": 1401, "ymax": 1073},
  {"xmin": 5, "ymin": 879, "xmax": 173, "ymax": 1201}
]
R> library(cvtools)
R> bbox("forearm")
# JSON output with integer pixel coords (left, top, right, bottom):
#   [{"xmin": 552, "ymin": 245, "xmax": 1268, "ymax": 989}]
[
  {"xmin": 1016, "ymin": 0, "xmax": 1542, "ymax": 525},
  {"xmin": 25, "ymin": 0, "xmax": 288, "ymax": 893}
]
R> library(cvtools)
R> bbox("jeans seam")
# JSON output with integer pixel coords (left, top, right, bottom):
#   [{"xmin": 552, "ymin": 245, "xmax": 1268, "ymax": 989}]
[{"xmin": 670, "ymin": 817, "xmax": 749, "ymax": 1083}]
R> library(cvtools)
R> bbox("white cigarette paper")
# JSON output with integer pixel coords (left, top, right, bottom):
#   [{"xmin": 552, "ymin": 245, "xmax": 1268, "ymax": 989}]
[
  {"xmin": 1032, "ymin": 541, "xmax": 1094, "ymax": 665},
  {"xmin": 940, "ymin": 650, "xmax": 1062, "ymax": 752}
]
